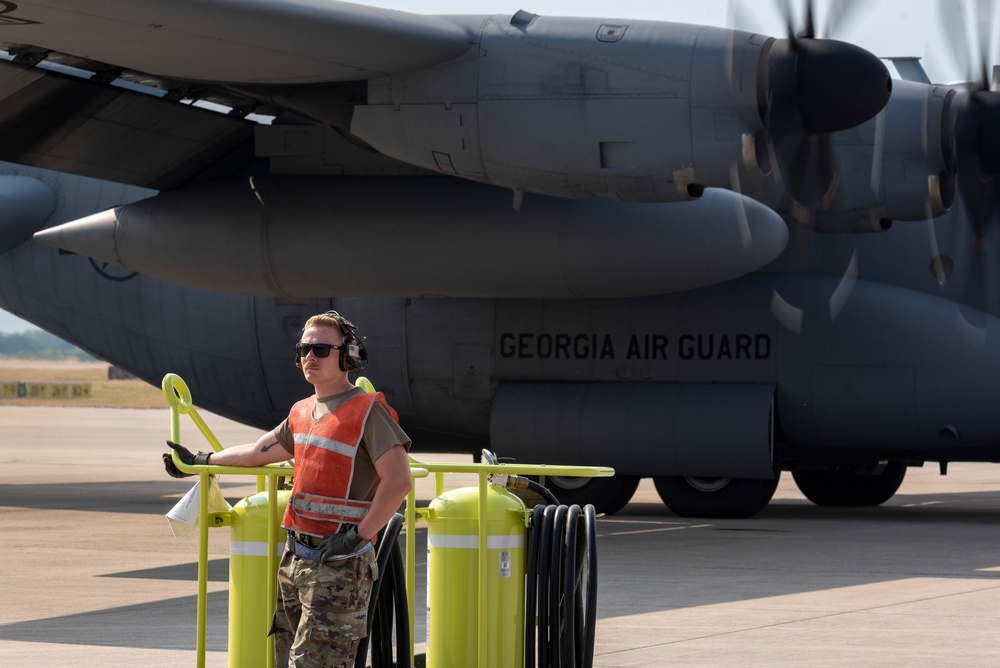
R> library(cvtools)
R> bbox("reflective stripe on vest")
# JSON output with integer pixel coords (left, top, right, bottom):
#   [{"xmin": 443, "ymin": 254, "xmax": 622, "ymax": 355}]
[
  {"xmin": 282, "ymin": 392, "xmax": 378, "ymax": 536},
  {"xmin": 289, "ymin": 493, "xmax": 372, "ymax": 523}
]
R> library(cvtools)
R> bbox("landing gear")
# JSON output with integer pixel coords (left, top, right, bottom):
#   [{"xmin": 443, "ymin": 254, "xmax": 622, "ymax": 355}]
[
  {"xmin": 539, "ymin": 474, "xmax": 640, "ymax": 515},
  {"xmin": 652, "ymin": 474, "xmax": 780, "ymax": 518},
  {"xmin": 791, "ymin": 462, "xmax": 907, "ymax": 506}
]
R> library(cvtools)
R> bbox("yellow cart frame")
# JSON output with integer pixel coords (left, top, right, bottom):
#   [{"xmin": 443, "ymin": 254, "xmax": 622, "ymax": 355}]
[{"xmin": 162, "ymin": 373, "xmax": 613, "ymax": 668}]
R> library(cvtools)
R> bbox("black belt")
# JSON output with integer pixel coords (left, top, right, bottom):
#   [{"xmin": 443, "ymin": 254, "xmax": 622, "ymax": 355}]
[
  {"xmin": 285, "ymin": 531, "xmax": 374, "ymax": 562},
  {"xmin": 288, "ymin": 531, "xmax": 322, "ymax": 548}
]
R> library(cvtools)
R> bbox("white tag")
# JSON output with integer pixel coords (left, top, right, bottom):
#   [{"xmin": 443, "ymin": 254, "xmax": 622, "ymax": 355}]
[{"xmin": 499, "ymin": 550, "xmax": 511, "ymax": 578}]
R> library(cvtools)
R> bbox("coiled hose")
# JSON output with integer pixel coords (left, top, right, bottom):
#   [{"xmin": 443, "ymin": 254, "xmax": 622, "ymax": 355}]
[
  {"xmin": 525, "ymin": 503, "xmax": 598, "ymax": 668},
  {"xmin": 356, "ymin": 512, "xmax": 410, "ymax": 668},
  {"xmin": 358, "ymin": 498, "xmax": 598, "ymax": 668},
  {"xmin": 526, "ymin": 478, "xmax": 562, "ymax": 506}
]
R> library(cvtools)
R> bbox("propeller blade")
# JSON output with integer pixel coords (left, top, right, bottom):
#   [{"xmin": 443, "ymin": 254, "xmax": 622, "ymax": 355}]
[
  {"xmin": 771, "ymin": 0, "xmax": 797, "ymax": 40},
  {"xmin": 822, "ymin": 0, "xmax": 865, "ymax": 40},
  {"xmin": 786, "ymin": 133, "xmax": 836, "ymax": 209},
  {"xmin": 939, "ymin": 0, "xmax": 974, "ymax": 83},
  {"xmin": 802, "ymin": 0, "xmax": 816, "ymax": 40}
]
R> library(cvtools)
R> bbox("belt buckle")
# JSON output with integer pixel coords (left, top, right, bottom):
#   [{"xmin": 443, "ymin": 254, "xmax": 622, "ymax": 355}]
[{"xmin": 292, "ymin": 532, "xmax": 315, "ymax": 548}]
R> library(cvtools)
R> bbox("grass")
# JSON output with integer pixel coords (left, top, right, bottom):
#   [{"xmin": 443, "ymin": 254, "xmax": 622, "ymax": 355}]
[{"xmin": 0, "ymin": 360, "xmax": 167, "ymax": 409}]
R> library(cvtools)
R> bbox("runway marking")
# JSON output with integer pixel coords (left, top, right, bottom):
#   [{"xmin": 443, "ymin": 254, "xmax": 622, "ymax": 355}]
[
  {"xmin": 602, "ymin": 523, "xmax": 713, "ymax": 537},
  {"xmin": 598, "ymin": 518, "xmax": 692, "ymax": 525}
]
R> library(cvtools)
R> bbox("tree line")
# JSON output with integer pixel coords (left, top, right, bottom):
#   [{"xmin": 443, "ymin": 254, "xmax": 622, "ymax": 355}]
[{"xmin": 0, "ymin": 330, "xmax": 96, "ymax": 360}]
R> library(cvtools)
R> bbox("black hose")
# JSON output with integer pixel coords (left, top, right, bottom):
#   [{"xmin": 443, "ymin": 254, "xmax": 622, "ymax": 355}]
[
  {"xmin": 526, "ymin": 478, "xmax": 561, "ymax": 506},
  {"xmin": 548, "ymin": 505, "xmax": 567, "ymax": 668},
  {"xmin": 524, "ymin": 502, "xmax": 598, "ymax": 668},
  {"xmin": 388, "ymin": 535, "xmax": 410, "ymax": 662},
  {"xmin": 536, "ymin": 505, "xmax": 555, "ymax": 666},
  {"xmin": 355, "ymin": 512, "xmax": 410, "ymax": 668},
  {"xmin": 581, "ymin": 505, "xmax": 597, "ymax": 667},
  {"xmin": 561, "ymin": 504, "xmax": 581, "ymax": 668},
  {"xmin": 525, "ymin": 504, "xmax": 545, "ymax": 666}
]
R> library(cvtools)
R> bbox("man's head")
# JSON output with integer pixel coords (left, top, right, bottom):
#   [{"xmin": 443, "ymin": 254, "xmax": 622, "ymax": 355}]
[
  {"xmin": 295, "ymin": 310, "xmax": 367, "ymax": 373},
  {"xmin": 303, "ymin": 310, "xmax": 358, "ymax": 340}
]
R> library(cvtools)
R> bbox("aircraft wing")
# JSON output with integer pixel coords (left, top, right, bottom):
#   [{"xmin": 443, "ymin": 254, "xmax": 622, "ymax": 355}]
[
  {"xmin": 0, "ymin": 1, "xmax": 473, "ymax": 84},
  {"xmin": 0, "ymin": 60, "xmax": 255, "ymax": 189},
  {"xmin": 0, "ymin": 1, "xmax": 475, "ymax": 188}
]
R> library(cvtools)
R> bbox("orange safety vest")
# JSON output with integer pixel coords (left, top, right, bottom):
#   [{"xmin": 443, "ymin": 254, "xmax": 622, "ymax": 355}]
[{"xmin": 281, "ymin": 391, "xmax": 398, "ymax": 537}]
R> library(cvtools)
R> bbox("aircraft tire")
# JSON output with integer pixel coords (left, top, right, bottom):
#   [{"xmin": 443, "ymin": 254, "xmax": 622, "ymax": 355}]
[
  {"xmin": 791, "ymin": 462, "xmax": 907, "ymax": 506},
  {"xmin": 652, "ymin": 475, "xmax": 780, "ymax": 519},
  {"xmin": 537, "ymin": 475, "xmax": 640, "ymax": 515}
]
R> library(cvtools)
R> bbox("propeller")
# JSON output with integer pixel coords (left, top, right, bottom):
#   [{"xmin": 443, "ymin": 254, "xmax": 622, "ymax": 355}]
[
  {"xmin": 940, "ymin": 0, "xmax": 1000, "ymax": 238},
  {"xmin": 924, "ymin": 0, "xmax": 1000, "ymax": 318},
  {"xmin": 726, "ymin": 0, "xmax": 891, "ymax": 337},
  {"xmin": 732, "ymin": 0, "xmax": 891, "ymax": 211}
]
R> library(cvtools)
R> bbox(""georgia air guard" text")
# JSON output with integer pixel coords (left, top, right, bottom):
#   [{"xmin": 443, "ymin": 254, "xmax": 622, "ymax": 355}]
[{"xmin": 498, "ymin": 333, "xmax": 772, "ymax": 361}]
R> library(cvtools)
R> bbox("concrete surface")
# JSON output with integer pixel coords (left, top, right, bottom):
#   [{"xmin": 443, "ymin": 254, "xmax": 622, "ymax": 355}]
[{"xmin": 1, "ymin": 405, "xmax": 999, "ymax": 666}]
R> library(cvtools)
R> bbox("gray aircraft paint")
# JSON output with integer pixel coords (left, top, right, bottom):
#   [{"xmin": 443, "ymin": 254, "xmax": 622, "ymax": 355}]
[
  {"xmin": 33, "ymin": 178, "xmax": 789, "ymax": 299},
  {"xmin": 0, "ymin": 173, "xmax": 55, "ymax": 253},
  {"xmin": 3, "ymin": 174, "xmax": 999, "ymax": 479},
  {"xmin": 0, "ymin": 2, "xmax": 993, "ymax": 515}
]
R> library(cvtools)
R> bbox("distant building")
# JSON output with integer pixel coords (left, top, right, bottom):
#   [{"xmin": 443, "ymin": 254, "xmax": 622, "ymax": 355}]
[{"xmin": 107, "ymin": 366, "xmax": 135, "ymax": 380}]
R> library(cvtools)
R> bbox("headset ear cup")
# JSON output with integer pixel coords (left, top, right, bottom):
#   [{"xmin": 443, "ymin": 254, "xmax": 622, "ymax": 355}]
[{"xmin": 338, "ymin": 338, "xmax": 366, "ymax": 372}]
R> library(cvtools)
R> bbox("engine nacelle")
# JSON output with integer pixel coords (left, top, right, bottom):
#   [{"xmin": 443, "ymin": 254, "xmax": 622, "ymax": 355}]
[{"xmin": 351, "ymin": 14, "xmax": 888, "ymax": 205}]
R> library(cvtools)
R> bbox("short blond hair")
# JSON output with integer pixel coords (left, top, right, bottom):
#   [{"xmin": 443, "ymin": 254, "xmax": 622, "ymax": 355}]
[{"xmin": 303, "ymin": 310, "xmax": 357, "ymax": 338}]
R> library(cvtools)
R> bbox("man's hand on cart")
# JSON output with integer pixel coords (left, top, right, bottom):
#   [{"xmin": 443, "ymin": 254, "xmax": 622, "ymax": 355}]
[{"xmin": 163, "ymin": 440, "xmax": 212, "ymax": 478}]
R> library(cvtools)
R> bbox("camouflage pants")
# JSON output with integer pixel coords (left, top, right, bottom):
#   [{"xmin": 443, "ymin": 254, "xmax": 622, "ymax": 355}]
[{"xmin": 273, "ymin": 547, "xmax": 378, "ymax": 668}]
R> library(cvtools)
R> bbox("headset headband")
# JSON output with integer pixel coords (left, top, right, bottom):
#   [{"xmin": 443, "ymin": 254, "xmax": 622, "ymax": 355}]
[{"xmin": 322, "ymin": 310, "xmax": 368, "ymax": 372}]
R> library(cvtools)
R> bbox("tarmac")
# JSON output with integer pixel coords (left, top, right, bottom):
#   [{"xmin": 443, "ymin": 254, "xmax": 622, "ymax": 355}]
[{"xmin": 1, "ymin": 404, "xmax": 999, "ymax": 667}]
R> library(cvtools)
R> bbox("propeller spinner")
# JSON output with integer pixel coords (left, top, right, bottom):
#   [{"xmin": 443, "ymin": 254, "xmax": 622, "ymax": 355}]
[{"xmin": 754, "ymin": 0, "xmax": 892, "ymax": 209}]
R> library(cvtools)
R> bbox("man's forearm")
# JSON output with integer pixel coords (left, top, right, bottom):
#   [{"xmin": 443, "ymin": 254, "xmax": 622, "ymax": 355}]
[
  {"xmin": 357, "ymin": 447, "xmax": 412, "ymax": 540},
  {"xmin": 211, "ymin": 433, "xmax": 291, "ymax": 467},
  {"xmin": 357, "ymin": 481, "xmax": 411, "ymax": 540}
]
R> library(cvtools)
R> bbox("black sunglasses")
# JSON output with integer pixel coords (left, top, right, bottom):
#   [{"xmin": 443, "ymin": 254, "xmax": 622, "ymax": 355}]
[{"xmin": 295, "ymin": 342, "xmax": 343, "ymax": 358}]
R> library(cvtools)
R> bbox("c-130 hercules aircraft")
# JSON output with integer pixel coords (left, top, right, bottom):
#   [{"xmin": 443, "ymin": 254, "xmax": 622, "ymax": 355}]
[{"xmin": 0, "ymin": 0, "xmax": 997, "ymax": 518}]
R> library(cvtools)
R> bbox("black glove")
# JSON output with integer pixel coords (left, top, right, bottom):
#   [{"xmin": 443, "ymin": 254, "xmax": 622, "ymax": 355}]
[
  {"xmin": 163, "ymin": 440, "xmax": 212, "ymax": 478},
  {"xmin": 318, "ymin": 526, "xmax": 367, "ymax": 562}
]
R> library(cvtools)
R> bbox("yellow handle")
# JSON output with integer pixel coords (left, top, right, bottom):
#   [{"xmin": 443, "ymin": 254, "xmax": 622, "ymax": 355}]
[{"xmin": 161, "ymin": 373, "xmax": 224, "ymax": 453}]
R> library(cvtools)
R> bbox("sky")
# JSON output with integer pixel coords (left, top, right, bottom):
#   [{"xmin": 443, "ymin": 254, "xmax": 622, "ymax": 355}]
[
  {"xmin": 0, "ymin": 309, "xmax": 34, "ymax": 334},
  {"xmin": 0, "ymin": 0, "xmax": 984, "ymax": 333}
]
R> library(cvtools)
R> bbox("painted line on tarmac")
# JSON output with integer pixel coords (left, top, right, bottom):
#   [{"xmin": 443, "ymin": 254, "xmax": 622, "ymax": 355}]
[{"xmin": 602, "ymin": 523, "xmax": 713, "ymax": 537}]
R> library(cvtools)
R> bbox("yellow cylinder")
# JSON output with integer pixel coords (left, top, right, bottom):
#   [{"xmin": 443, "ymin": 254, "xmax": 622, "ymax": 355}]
[
  {"xmin": 229, "ymin": 490, "xmax": 290, "ymax": 668},
  {"xmin": 426, "ymin": 486, "xmax": 527, "ymax": 668}
]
